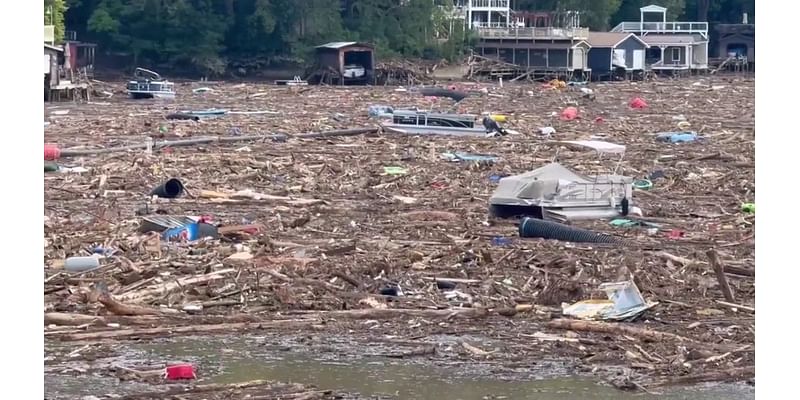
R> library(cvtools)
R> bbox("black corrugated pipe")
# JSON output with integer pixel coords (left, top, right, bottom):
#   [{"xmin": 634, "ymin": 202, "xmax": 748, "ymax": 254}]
[{"xmin": 519, "ymin": 217, "xmax": 620, "ymax": 244}]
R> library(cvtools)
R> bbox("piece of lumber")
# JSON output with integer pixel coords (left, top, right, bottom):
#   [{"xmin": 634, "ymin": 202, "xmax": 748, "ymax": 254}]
[
  {"xmin": 292, "ymin": 307, "xmax": 490, "ymax": 320},
  {"xmin": 707, "ymin": 249, "xmax": 736, "ymax": 302},
  {"xmin": 117, "ymin": 269, "xmax": 234, "ymax": 302},
  {"xmin": 117, "ymin": 380, "xmax": 293, "ymax": 400},
  {"xmin": 97, "ymin": 292, "xmax": 165, "ymax": 316},
  {"xmin": 44, "ymin": 313, "xmax": 101, "ymax": 326},
  {"xmin": 650, "ymin": 366, "xmax": 754, "ymax": 387},
  {"xmin": 55, "ymin": 319, "xmax": 317, "ymax": 341},
  {"xmin": 716, "ymin": 300, "xmax": 755, "ymax": 312},
  {"xmin": 546, "ymin": 319, "xmax": 696, "ymax": 343}
]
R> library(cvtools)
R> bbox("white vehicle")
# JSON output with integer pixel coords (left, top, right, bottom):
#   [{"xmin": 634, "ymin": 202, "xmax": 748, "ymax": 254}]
[{"xmin": 343, "ymin": 64, "xmax": 366, "ymax": 78}]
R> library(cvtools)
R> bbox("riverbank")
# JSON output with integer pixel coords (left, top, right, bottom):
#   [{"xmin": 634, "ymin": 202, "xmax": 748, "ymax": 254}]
[{"xmin": 44, "ymin": 76, "xmax": 755, "ymax": 395}]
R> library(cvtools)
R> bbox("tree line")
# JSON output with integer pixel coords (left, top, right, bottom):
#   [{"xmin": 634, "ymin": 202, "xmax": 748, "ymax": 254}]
[{"xmin": 48, "ymin": 0, "xmax": 754, "ymax": 75}]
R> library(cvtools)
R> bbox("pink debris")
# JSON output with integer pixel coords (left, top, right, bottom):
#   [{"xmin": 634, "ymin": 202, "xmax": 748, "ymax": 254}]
[
  {"xmin": 630, "ymin": 97, "xmax": 648, "ymax": 109},
  {"xmin": 165, "ymin": 364, "xmax": 196, "ymax": 380},
  {"xmin": 560, "ymin": 107, "xmax": 579, "ymax": 121},
  {"xmin": 44, "ymin": 144, "xmax": 61, "ymax": 161}
]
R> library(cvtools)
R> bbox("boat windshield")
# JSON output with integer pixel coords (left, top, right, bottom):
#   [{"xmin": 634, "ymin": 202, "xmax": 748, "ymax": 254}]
[{"xmin": 392, "ymin": 113, "xmax": 474, "ymax": 128}]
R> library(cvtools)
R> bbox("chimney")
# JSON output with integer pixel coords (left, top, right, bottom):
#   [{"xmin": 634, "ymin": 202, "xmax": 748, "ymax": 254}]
[{"xmin": 742, "ymin": 13, "xmax": 748, "ymax": 24}]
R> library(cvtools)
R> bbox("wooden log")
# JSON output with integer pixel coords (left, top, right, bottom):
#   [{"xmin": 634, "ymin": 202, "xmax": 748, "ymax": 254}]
[
  {"xmin": 722, "ymin": 264, "xmax": 755, "ymax": 277},
  {"xmin": 117, "ymin": 380, "xmax": 295, "ymax": 400},
  {"xmin": 546, "ymin": 319, "xmax": 696, "ymax": 343},
  {"xmin": 290, "ymin": 307, "xmax": 490, "ymax": 320},
  {"xmin": 707, "ymin": 249, "xmax": 736, "ymax": 302},
  {"xmin": 117, "ymin": 269, "xmax": 235, "ymax": 302},
  {"xmin": 44, "ymin": 313, "xmax": 102, "ymax": 326},
  {"xmin": 657, "ymin": 251, "xmax": 754, "ymax": 277},
  {"xmin": 98, "ymin": 292, "xmax": 165, "ymax": 316},
  {"xmin": 650, "ymin": 366, "xmax": 754, "ymax": 387},
  {"xmin": 56, "ymin": 319, "xmax": 317, "ymax": 341}
]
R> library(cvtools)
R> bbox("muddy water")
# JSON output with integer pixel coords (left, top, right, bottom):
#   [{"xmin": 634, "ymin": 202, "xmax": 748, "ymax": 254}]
[{"xmin": 45, "ymin": 335, "xmax": 754, "ymax": 400}]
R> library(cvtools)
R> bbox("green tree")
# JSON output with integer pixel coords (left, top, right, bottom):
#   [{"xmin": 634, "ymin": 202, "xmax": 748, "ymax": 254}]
[
  {"xmin": 612, "ymin": 0, "xmax": 687, "ymax": 24},
  {"xmin": 512, "ymin": 0, "xmax": 623, "ymax": 30},
  {"xmin": 45, "ymin": 0, "xmax": 68, "ymax": 42}
]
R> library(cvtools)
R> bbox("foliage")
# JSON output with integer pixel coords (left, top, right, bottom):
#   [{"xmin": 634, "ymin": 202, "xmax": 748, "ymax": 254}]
[
  {"xmin": 61, "ymin": 0, "xmax": 755, "ymax": 74},
  {"xmin": 45, "ymin": 0, "xmax": 68, "ymax": 42}
]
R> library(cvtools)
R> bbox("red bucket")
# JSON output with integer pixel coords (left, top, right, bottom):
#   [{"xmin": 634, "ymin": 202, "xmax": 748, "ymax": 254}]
[
  {"xmin": 44, "ymin": 144, "xmax": 61, "ymax": 161},
  {"xmin": 165, "ymin": 364, "xmax": 196, "ymax": 380}
]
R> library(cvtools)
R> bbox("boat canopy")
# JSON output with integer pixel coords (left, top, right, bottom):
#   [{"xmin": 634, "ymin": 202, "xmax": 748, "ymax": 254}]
[{"xmin": 134, "ymin": 67, "xmax": 162, "ymax": 81}]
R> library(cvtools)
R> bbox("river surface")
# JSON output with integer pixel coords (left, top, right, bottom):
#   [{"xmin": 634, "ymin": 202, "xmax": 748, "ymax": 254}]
[{"xmin": 44, "ymin": 335, "xmax": 754, "ymax": 400}]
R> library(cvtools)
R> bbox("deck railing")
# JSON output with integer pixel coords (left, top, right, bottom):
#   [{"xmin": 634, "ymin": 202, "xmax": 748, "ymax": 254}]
[
  {"xmin": 470, "ymin": 0, "xmax": 510, "ymax": 8},
  {"xmin": 476, "ymin": 26, "xmax": 589, "ymax": 40},
  {"xmin": 611, "ymin": 21, "xmax": 708, "ymax": 35}
]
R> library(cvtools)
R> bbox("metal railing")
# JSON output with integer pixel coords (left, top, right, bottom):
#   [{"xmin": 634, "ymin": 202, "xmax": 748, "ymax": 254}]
[
  {"xmin": 611, "ymin": 21, "xmax": 708, "ymax": 35},
  {"xmin": 470, "ymin": 0, "xmax": 509, "ymax": 8},
  {"xmin": 476, "ymin": 26, "xmax": 589, "ymax": 40},
  {"xmin": 473, "ymin": 21, "xmax": 509, "ymax": 28},
  {"xmin": 558, "ymin": 182, "xmax": 627, "ymax": 203}
]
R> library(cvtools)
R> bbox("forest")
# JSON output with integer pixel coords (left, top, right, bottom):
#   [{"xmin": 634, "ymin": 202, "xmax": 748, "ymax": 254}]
[{"xmin": 45, "ymin": 0, "xmax": 755, "ymax": 75}]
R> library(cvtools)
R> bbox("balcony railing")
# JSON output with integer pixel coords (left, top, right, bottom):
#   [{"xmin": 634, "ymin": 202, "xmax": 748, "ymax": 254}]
[
  {"xmin": 473, "ymin": 21, "xmax": 509, "ymax": 28},
  {"xmin": 470, "ymin": 0, "xmax": 509, "ymax": 9},
  {"xmin": 476, "ymin": 26, "xmax": 589, "ymax": 40},
  {"xmin": 611, "ymin": 21, "xmax": 709, "ymax": 35},
  {"xmin": 44, "ymin": 25, "xmax": 55, "ymax": 44}
]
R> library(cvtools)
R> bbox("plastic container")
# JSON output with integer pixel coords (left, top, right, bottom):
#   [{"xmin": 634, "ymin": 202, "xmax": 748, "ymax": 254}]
[
  {"xmin": 44, "ymin": 144, "xmax": 61, "ymax": 161},
  {"xmin": 162, "ymin": 223, "xmax": 200, "ymax": 242},
  {"xmin": 162, "ymin": 222, "xmax": 219, "ymax": 242},
  {"xmin": 65, "ymin": 255, "xmax": 102, "ymax": 273},
  {"xmin": 165, "ymin": 364, "xmax": 196, "ymax": 380}
]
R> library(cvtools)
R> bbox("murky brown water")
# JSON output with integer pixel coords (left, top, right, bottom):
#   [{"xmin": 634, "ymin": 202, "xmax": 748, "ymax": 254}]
[{"xmin": 45, "ymin": 335, "xmax": 754, "ymax": 400}]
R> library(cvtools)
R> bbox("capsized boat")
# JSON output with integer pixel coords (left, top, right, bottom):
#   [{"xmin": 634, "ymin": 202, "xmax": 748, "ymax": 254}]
[
  {"xmin": 489, "ymin": 140, "xmax": 635, "ymax": 222},
  {"xmin": 380, "ymin": 109, "xmax": 486, "ymax": 137},
  {"xmin": 127, "ymin": 68, "xmax": 176, "ymax": 99}
]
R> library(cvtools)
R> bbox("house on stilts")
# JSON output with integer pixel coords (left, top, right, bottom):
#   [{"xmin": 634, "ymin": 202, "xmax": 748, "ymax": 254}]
[
  {"xmin": 610, "ymin": 4, "xmax": 709, "ymax": 76},
  {"xmin": 465, "ymin": 1, "xmax": 591, "ymax": 81},
  {"xmin": 712, "ymin": 13, "xmax": 754, "ymax": 72}
]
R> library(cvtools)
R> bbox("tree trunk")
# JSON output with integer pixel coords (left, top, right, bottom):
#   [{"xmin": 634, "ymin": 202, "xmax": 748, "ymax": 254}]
[{"xmin": 697, "ymin": 0, "xmax": 710, "ymax": 22}]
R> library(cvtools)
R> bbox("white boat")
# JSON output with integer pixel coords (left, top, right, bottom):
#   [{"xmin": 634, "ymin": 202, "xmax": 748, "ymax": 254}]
[
  {"xmin": 489, "ymin": 140, "xmax": 636, "ymax": 222},
  {"xmin": 380, "ymin": 109, "xmax": 486, "ymax": 137},
  {"xmin": 127, "ymin": 68, "xmax": 176, "ymax": 99}
]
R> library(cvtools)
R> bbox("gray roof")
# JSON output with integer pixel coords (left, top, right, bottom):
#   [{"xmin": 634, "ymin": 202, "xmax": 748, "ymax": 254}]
[
  {"xmin": 315, "ymin": 41, "xmax": 373, "ymax": 50},
  {"xmin": 44, "ymin": 44, "xmax": 63, "ymax": 52},
  {"xmin": 640, "ymin": 34, "xmax": 705, "ymax": 45},
  {"xmin": 640, "ymin": 4, "xmax": 668, "ymax": 13},
  {"xmin": 587, "ymin": 32, "xmax": 648, "ymax": 48}
]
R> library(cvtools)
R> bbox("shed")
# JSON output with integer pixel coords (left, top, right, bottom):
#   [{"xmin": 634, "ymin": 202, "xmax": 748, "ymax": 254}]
[
  {"xmin": 313, "ymin": 42, "xmax": 375, "ymax": 85},
  {"xmin": 715, "ymin": 24, "xmax": 755, "ymax": 63},
  {"xmin": 587, "ymin": 32, "xmax": 649, "ymax": 74},
  {"xmin": 44, "ymin": 44, "xmax": 63, "ymax": 89}
]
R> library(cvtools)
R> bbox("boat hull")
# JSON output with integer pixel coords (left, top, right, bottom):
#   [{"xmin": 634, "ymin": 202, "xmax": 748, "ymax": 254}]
[
  {"xmin": 382, "ymin": 124, "xmax": 485, "ymax": 137},
  {"xmin": 128, "ymin": 91, "xmax": 175, "ymax": 100}
]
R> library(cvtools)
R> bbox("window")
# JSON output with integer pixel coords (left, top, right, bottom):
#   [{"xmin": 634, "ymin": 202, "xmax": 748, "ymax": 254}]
[{"xmin": 671, "ymin": 48, "xmax": 681, "ymax": 63}]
